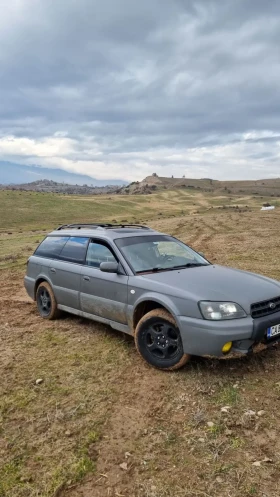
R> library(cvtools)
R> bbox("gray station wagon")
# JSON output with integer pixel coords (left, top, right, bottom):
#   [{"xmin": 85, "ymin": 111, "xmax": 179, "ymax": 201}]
[{"xmin": 24, "ymin": 223, "xmax": 280, "ymax": 370}]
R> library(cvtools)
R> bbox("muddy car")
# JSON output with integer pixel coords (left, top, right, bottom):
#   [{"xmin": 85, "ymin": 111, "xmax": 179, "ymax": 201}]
[{"xmin": 24, "ymin": 223, "xmax": 280, "ymax": 370}]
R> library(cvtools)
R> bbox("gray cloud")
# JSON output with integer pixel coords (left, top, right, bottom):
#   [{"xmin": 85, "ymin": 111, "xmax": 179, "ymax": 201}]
[{"xmin": 0, "ymin": 0, "xmax": 280, "ymax": 181}]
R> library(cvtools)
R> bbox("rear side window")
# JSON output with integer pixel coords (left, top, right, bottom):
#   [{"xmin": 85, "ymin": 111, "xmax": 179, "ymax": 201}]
[
  {"xmin": 59, "ymin": 237, "xmax": 89, "ymax": 263},
  {"xmin": 35, "ymin": 236, "xmax": 69, "ymax": 259}
]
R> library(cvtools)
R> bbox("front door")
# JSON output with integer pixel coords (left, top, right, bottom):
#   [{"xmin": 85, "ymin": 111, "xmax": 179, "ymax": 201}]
[{"xmin": 80, "ymin": 240, "xmax": 128, "ymax": 324}]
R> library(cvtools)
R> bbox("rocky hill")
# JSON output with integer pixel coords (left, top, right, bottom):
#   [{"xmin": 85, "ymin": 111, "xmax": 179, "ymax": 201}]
[
  {"xmin": 119, "ymin": 175, "xmax": 280, "ymax": 196},
  {"xmin": 0, "ymin": 179, "xmax": 120, "ymax": 195}
]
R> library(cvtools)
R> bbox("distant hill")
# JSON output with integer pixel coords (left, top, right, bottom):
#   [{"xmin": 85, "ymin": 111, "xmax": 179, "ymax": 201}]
[
  {"xmin": 118, "ymin": 175, "xmax": 280, "ymax": 196},
  {"xmin": 0, "ymin": 178, "xmax": 121, "ymax": 195},
  {"xmin": 0, "ymin": 161, "xmax": 126, "ymax": 186}
]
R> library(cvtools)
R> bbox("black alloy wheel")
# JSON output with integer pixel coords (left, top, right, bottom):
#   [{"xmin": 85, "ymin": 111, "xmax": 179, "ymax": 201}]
[{"xmin": 135, "ymin": 309, "xmax": 190, "ymax": 370}]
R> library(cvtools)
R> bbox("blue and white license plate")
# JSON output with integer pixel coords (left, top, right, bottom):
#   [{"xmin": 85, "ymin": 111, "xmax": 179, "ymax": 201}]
[{"xmin": 267, "ymin": 324, "xmax": 280, "ymax": 339}]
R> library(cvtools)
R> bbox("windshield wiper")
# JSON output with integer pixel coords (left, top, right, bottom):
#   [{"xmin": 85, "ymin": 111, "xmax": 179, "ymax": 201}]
[
  {"xmin": 137, "ymin": 263, "xmax": 209, "ymax": 274},
  {"xmin": 136, "ymin": 266, "xmax": 170, "ymax": 274},
  {"xmin": 168, "ymin": 263, "xmax": 209, "ymax": 270}
]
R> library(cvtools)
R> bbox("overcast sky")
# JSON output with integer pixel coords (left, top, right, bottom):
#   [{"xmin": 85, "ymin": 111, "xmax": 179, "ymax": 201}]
[{"xmin": 1, "ymin": 0, "xmax": 280, "ymax": 182}]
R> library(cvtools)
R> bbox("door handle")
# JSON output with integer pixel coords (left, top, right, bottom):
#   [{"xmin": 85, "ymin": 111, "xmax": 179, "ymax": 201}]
[
  {"xmin": 50, "ymin": 268, "xmax": 56, "ymax": 273},
  {"xmin": 83, "ymin": 276, "xmax": 90, "ymax": 281}
]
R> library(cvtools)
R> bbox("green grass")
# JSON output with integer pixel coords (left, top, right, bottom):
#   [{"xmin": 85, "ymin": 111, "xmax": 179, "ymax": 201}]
[
  {"xmin": 215, "ymin": 385, "xmax": 240, "ymax": 406},
  {"xmin": 0, "ymin": 189, "xmax": 268, "ymax": 232},
  {"xmin": 0, "ymin": 190, "xmax": 175, "ymax": 230},
  {"xmin": 0, "ymin": 324, "xmax": 134, "ymax": 497},
  {"xmin": 0, "ymin": 188, "xmax": 273, "ymax": 272}
]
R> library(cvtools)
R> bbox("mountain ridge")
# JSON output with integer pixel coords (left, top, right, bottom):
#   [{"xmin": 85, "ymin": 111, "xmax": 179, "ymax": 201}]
[
  {"xmin": 0, "ymin": 178, "xmax": 121, "ymax": 195},
  {"xmin": 0, "ymin": 161, "xmax": 126, "ymax": 186}
]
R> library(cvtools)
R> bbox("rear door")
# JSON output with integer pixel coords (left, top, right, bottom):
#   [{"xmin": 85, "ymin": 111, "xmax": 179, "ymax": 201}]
[
  {"xmin": 33, "ymin": 235, "xmax": 69, "ymax": 298},
  {"xmin": 80, "ymin": 239, "xmax": 128, "ymax": 324},
  {"xmin": 48, "ymin": 236, "xmax": 89, "ymax": 309}
]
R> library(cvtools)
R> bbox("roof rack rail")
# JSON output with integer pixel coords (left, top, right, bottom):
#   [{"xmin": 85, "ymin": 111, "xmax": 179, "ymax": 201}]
[{"xmin": 56, "ymin": 223, "xmax": 152, "ymax": 231}]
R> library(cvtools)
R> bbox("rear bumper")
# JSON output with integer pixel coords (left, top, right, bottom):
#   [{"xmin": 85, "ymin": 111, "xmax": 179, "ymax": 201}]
[{"xmin": 24, "ymin": 276, "xmax": 35, "ymax": 301}]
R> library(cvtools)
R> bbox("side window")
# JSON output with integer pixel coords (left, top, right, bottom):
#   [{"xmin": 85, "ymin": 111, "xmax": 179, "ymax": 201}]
[
  {"xmin": 35, "ymin": 236, "xmax": 69, "ymax": 259},
  {"xmin": 59, "ymin": 237, "xmax": 89, "ymax": 263},
  {"xmin": 86, "ymin": 242, "xmax": 117, "ymax": 268}
]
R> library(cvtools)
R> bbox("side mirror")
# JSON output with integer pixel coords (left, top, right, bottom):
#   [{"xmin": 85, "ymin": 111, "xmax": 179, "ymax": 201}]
[{"xmin": 100, "ymin": 261, "xmax": 119, "ymax": 274}]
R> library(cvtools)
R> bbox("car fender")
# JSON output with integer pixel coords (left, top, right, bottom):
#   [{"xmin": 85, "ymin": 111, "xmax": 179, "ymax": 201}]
[
  {"xmin": 131, "ymin": 292, "xmax": 181, "ymax": 328},
  {"xmin": 34, "ymin": 273, "xmax": 55, "ymax": 297}
]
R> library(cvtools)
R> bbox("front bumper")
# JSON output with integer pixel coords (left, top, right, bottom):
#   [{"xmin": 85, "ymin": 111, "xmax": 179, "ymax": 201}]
[
  {"xmin": 252, "ymin": 310, "xmax": 280, "ymax": 343},
  {"xmin": 177, "ymin": 310, "xmax": 280, "ymax": 357}
]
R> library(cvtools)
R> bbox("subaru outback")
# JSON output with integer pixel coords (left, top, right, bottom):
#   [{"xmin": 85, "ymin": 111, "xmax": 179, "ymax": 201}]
[{"xmin": 24, "ymin": 223, "xmax": 280, "ymax": 370}]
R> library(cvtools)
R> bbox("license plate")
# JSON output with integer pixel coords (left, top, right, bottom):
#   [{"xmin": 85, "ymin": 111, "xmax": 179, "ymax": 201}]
[{"xmin": 267, "ymin": 323, "xmax": 280, "ymax": 339}]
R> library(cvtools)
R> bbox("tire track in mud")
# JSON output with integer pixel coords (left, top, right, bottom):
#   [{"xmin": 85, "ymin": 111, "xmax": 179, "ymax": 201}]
[
  {"xmin": 168, "ymin": 217, "xmax": 216, "ymax": 253},
  {"xmin": 188, "ymin": 219, "xmax": 218, "ymax": 251}
]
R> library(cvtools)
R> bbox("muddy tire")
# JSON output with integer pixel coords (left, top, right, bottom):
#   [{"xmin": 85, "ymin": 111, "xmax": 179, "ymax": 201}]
[
  {"xmin": 135, "ymin": 309, "xmax": 190, "ymax": 370},
  {"xmin": 36, "ymin": 281, "xmax": 60, "ymax": 320}
]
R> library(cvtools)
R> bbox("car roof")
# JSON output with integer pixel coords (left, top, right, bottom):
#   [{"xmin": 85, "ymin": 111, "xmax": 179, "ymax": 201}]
[{"xmin": 48, "ymin": 225, "xmax": 165, "ymax": 241}]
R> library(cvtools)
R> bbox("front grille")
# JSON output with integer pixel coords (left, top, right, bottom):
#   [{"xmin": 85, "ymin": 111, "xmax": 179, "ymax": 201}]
[{"xmin": 251, "ymin": 296, "xmax": 280, "ymax": 318}]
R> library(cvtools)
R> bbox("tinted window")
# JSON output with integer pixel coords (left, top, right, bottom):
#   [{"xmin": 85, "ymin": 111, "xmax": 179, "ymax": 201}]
[
  {"xmin": 59, "ymin": 237, "xmax": 89, "ymax": 263},
  {"xmin": 86, "ymin": 242, "xmax": 117, "ymax": 268},
  {"xmin": 35, "ymin": 236, "xmax": 69, "ymax": 258}
]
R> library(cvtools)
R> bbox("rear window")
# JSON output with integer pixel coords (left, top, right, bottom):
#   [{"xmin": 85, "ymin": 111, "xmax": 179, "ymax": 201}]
[
  {"xmin": 59, "ymin": 237, "xmax": 89, "ymax": 263},
  {"xmin": 35, "ymin": 236, "xmax": 69, "ymax": 258}
]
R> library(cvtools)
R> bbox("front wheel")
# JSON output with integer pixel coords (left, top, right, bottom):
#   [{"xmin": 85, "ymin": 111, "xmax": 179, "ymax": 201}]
[
  {"xmin": 36, "ymin": 281, "xmax": 60, "ymax": 320},
  {"xmin": 134, "ymin": 309, "xmax": 190, "ymax": 370}
]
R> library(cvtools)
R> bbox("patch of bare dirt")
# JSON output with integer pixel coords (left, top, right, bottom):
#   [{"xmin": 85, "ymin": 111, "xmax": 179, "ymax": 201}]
[{"xmin": 63, "ymin": 369, "xmax": 167, "ymax": 497}]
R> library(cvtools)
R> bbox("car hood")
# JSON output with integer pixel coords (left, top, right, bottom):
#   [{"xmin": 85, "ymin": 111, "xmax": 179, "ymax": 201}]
[{"xmin": 141, "ymin": 265, "xmax": 280, "ymax": 313}]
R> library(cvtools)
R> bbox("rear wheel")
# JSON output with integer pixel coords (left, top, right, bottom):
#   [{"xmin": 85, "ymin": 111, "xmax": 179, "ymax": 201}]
[
  {"xmin": 36, "ymin": 282, "xmax": 60, "ymax": 320},
  {"xmin": 135, "ymin": 309, "xmax": 190, "ymax": 370}
]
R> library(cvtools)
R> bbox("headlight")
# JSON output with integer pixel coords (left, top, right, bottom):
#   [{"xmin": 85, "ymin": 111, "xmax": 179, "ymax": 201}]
[{"xmin": 199, "ymin": 301, "xmax": 247, "ymax": 320}]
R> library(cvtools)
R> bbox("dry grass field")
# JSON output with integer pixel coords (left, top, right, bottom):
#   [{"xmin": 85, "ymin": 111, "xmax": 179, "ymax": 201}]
[{"xmin": 1, "ymin": 189, "xmax": 280, "ymax": 497}]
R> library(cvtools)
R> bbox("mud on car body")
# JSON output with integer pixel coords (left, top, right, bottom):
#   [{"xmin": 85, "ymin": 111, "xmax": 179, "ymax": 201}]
[{"xmin": 25, "ymin": 223, "xmax": 280, "ymax": 370}]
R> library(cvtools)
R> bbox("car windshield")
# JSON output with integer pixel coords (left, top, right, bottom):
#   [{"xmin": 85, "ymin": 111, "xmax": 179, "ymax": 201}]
[{"xmin": 114, "ymin": 235, "xmax": 210, "ymax": 273}]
